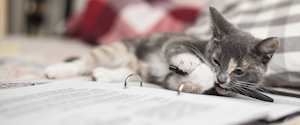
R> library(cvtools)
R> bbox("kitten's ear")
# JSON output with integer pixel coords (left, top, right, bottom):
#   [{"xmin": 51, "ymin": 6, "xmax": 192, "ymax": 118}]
[
  {"xmin": 209, "ymin": 6, "xmax": 237, "ymax": 38},
  {"xmin": 251, "ymin": 37, "xmax": 280, "ymax": 64}
]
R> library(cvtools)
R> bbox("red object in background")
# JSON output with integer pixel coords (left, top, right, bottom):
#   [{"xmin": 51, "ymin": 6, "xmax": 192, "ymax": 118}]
[{"xmin": 66, "ymin": 0, "xmax": 203, "ymax": 45}]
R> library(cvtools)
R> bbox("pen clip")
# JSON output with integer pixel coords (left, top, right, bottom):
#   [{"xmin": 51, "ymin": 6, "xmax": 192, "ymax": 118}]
[{"xmin": 169, "ymin": 65, "xmax": 188, "ymax": 76}]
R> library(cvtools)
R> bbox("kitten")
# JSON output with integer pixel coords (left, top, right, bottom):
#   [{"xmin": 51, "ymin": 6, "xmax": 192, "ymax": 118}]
[{"xmin": 45, "ymin": 7, "xmax": 279, "ymax": 95}]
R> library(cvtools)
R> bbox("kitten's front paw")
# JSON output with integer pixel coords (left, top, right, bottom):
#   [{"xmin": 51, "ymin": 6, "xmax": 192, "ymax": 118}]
[
  {"xmin": 167, "ymin": 63, "xmax": 214, "ymax": 94},
  {"xmin": 92, "ymin": 67, "xmax": 112, "ymax": 83},
  {"xmin": 45, "ymin": 63, "xmax": 79, "ymax": 79},
  {"xmin": 171, "ymin": 53, "xmax": 200, "ymax": 73}
]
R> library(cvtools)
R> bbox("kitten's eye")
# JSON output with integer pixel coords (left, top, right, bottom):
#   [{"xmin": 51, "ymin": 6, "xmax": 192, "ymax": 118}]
[
  {"xmin": 233, "ymin": 69, "xmax": 244, "ymax": 75},
  {"xmin": 213, "ymin": 59, "xmax": 220, "ymax": 66}
]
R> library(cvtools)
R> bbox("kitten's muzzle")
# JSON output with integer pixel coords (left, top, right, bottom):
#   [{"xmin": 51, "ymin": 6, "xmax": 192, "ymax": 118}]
[{"xmin": 216, "ymin": 74, "xmax": 226, "ymax": 84}]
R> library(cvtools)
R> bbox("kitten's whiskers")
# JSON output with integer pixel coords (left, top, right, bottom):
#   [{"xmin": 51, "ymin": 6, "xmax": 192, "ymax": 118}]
[
  {"xmin": 232, "ymin": 81, "xmax": 272, "ymax": 101},
  {"xmin": 185, "ymin": 43, "xmax": 213, "ymax": 68}
]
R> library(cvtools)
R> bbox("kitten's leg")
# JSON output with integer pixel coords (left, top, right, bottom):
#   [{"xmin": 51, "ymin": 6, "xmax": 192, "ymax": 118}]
[
  {"xmin": 45, "ymin": 42, "xmax": 130, "ymax": 79},
  {"xmin": 92, "ymin": 67, "xmax": 135, "ymax": 83},
  {"xmin": 45, "ymin": 55, "xmax": 95, "ymax": 79}
]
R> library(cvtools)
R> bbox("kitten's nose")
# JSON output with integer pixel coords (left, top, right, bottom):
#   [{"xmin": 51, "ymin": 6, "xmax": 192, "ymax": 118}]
[{"xmin": 217, "ymin": 74, "xmax": 226, "ymax": 84}]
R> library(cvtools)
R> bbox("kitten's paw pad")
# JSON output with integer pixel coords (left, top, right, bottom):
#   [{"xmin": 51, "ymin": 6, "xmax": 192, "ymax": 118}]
[
  {"xmin": 92, "ymin": 67, "xmax": 112, "ymax": 83},
  {"xmin": 171, "ymin": 53, "xmax": 200, "ymax": 73},
  {"xmin": 45, "ymin": 63, "xmax": 79, "ymax": 79}
]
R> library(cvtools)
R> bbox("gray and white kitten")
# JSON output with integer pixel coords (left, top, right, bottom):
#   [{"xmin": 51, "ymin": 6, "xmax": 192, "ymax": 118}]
[{"xmin": 45, "ymin": 7, "xmax": 279, "ymax": 95}]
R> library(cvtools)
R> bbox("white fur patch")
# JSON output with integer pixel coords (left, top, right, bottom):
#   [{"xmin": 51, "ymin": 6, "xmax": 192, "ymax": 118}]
[
  {"xmin": 45, "ymin": 63, "xmax": 80, "ymax": 79},
  {"xmin": 45, "ymin": 57, "xmax": 92, "ymax": 79},
  {"xmin": 92, "ymin": 67, "xmax": 134, "ymax": 83},
  {"xmin": 170, "ymin": 53, "xmax": 201, "ymax": 73},
  {"xmin": 92, "ymin": 67, "xmax": 112, "ymax": 83}
]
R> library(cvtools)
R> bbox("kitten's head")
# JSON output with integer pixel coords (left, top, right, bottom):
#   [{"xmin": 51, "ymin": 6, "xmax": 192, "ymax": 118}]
[{"xmin": 205, "ymin": 7, "xmax": 279, "ymax": 94}]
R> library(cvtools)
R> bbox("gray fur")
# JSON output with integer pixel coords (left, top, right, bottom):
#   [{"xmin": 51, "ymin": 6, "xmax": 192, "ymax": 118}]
[
  {"xmin": 45, "ymin": 7, "xmax": 279, "ymax": 95},
  {"xmin": 123, "ymin": 33, "xmax": 208, "ymax": 84},
  {"xmin": 206, "ymin": 7, "xmax": 279, "ymax": 91}
]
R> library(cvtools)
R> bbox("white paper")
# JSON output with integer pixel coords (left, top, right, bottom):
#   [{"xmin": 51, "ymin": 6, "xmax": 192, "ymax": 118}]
[
  {"xmin": 232, "ymin": 91, "xmax": 300, "ymax": 121},
  {"xmin": 0, "ymin": 80, "xmax": 299, "ymax": 125}
]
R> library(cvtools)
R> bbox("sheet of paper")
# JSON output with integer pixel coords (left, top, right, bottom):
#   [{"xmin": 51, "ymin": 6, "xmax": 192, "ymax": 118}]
[
  {"xmin": 232, "ymin": 92, "xmax": 300, "ymax": 121},
  {"xmin": 0, "ymin": 80, "xmax": 269, "ymax": 125},
  {"xmin": 264, "ymin": 93, "xmax": 300, "ymax": 121}
]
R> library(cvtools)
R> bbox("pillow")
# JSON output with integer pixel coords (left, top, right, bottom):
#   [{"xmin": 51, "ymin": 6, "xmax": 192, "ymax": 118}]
[
  {"xmin": 185, "ymin": 0, "xmax": 300, "ymax": 87},
  {"xmin": 66, "ymin": 0, "xmax": 205, "ymax": 45}
]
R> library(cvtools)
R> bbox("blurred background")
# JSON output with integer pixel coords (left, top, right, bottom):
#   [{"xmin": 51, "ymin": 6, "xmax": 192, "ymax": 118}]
[
  {"xmin": 0, "ymin": 0, "xmax": 204, "ymax": 44},
  {"xmin": 0, "ymin": 0, "xmax": 205, "ymax": 83},
  {"xmin": 0, "ymin": 0, "xmax": 87, "ymax": 36}
]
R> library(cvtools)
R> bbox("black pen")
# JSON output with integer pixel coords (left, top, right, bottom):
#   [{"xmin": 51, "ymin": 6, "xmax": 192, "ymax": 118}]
[
  {"xmin": 169, "ymin": 65, "xmax": 274, "ymax": 102},
  {"xmin": 214, "ymin": 83, "xmax": 273, "ymax": 102}
]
